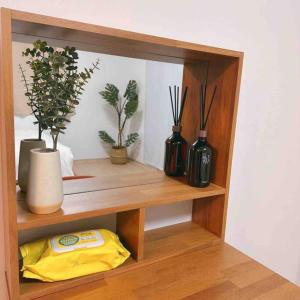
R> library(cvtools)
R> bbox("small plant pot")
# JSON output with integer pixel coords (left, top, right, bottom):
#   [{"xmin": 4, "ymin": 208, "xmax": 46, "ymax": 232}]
[
  {"xmin": 18, "ymin": 139, "xmax": 46, "ymax": 192},
  {"xmin": 110, "ymin": 147, "xmax": 128, "ymax": 164},
  {"xmin": 26, "ymin": 148, "xmax": 63, "ymax": 214}
]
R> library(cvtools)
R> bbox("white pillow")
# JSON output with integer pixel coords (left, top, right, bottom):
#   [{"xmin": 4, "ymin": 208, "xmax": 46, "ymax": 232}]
[{"xmin": 14, "ymin": 115, "xmax": 38, "ymax": 131}]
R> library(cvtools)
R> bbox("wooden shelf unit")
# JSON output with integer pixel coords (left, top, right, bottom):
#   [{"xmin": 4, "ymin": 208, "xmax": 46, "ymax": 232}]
[{"xmin": 0, "ymin": 8, "xmax": 243, "ymax": 300}]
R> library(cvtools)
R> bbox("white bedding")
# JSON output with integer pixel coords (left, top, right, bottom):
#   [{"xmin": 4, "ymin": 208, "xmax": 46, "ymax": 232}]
[{"xmin": 14, "ymin": 116, "xmax": 74, "ymax": 177}]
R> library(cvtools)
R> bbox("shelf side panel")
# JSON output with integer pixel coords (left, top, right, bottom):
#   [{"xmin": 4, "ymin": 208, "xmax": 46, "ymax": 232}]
[
  {"xmin": 117, "ymin": 208, "xmax": 145, "ymax": 261},
  {"xmin": 181, "ymin": 58, "xmax": 240, "ymax": 188},
  {"xmin": 0, "ymin": 7, "xmax": 19, "ymax": 300},
  {"xmin": 192, "ymin": 195, "xmax": 225, "ymax": 237}
]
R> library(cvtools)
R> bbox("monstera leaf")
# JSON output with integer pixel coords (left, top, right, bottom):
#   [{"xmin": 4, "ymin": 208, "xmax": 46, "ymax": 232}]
[
  {"xmin": 125, "ymin": 132, "xmax": 139, "ymax": 147},
  {"xmin": 99, "ymin": 84, "xmax": 119, "ymax": 107},
  {"xmin": 99, "ymin": 131, "xmax": 116, "ymax": 145}
]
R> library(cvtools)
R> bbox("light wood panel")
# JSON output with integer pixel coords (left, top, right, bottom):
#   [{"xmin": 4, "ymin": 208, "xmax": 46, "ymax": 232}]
[
  {"xmin": 17, "ymin": 178, "xmax": 225, "ymax": 230},
  {"xmin": 192, "ymin": 195, "xmax": 225, "ymax": 237},
  {"xmin": 19, "ymin": 222, "xmax": 220, "ymax": 299},
  {"xmin": 181, "ymin": 56, "xmax": 243, "ymax": 239},
  {"xmin": 117, "ymin": 208, "xmax": 145, "ymax": 261},
  {"xmin": 0, "ymin": 7, "xmax": 19, "ymax": 300},
  {"xmin": 144, "ymin": 221, "xmax": 220, "ymax": 262},
  {"xmin": 10, "ymin": 10, "xmax": 242, "ymax": 64}
]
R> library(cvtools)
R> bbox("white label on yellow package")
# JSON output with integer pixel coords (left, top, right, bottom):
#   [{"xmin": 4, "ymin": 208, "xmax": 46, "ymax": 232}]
[{"xmin": 50, "ymin": 230, "xmax": 104, "ymax": 253}]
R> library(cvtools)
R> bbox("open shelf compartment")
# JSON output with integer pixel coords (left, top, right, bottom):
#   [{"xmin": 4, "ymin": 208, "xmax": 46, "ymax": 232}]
[{"xmin": 19, "ymin": 221, "xmax": 220, "ymax": 300}]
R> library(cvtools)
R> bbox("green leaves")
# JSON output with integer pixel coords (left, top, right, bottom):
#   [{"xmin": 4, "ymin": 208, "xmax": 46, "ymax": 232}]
[
  {"xmin": 99, "ymin": 84, "xmax": 119, "ymax": 107},
  {"xmin": 99, "ymin": 80, "xmax": 139, "ymax": 148},
  {"xmin": 20, "ymin": 40, "xmax": 100, "ymax": 150},
  {"xmin": 125, "ymin": 133, "xmax": 139, "ymax": 147},
  {"xmin": 124, "ymin": 80, "xmax": 137, "ymax": 100},
  {"xmin": 124, "ymin": 80, "xmax": 138, "ymax": 118},
  {"xmin": 99, "ymin": 131, "xmax": 116, "ymax": 145}
]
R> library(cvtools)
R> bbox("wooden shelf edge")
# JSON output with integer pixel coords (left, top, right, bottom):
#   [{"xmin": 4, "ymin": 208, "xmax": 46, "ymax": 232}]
[
  {"xmin": 19, "ymin": 222, "xmax": 221, "ymax": 299},
  {"xmin": 17, "ymin": 182, "xmax": 226, "ymax": 231}
]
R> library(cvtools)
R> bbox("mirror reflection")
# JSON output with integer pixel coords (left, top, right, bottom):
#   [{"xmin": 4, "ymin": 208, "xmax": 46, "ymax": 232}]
[{"xmin": 13, "ymin": 37, "xmax": 184, "ymax": 190}]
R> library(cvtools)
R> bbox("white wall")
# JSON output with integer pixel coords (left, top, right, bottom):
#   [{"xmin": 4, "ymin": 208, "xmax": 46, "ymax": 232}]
[
  {"xmin": 3, "ymin": 0, "xmax": 300, "ymax": 286},
  {"xmin": 59, "ymin": 52, "xmax": 146, "ymax": 162}
]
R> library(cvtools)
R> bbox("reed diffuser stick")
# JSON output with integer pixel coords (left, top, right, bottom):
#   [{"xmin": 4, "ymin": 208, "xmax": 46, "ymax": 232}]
[
  {"xmin": 169, "ymin": 86, "xmax": 176, "ymax": 125},
  {"xmin": 204, "ymin": 85, "xmax": 217, "ymax": 128},
  {"xmin": 199, "ymin": 82, "xmax": 217, "ymax": 130},
  {"xmin": 178, "ymin": 87, "xmax": 188, "ymax": 125},
  {"xmin": 169, "ymin": 85, "xmax": 188, "ymax": 126}
]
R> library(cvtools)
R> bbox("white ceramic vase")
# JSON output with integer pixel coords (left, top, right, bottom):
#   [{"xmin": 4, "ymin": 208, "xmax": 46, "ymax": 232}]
[
  {"xmin": 26, "ymin": 148, "xmax": 63, "ymax": 214},
  {"xmin": 18, "ymin": 139, "xmax": 46, "ymax": 192}
]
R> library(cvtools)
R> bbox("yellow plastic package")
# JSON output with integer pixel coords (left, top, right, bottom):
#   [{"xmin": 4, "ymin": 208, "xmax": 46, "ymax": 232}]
[{"xmin": 20, "ymin": 229, "xmax": 130, "ymax": 282}]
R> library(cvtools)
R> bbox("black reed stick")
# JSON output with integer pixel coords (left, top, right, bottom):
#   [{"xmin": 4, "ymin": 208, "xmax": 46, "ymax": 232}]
[
  {"xmin": 169, "ymin": 86, "xmax": 176, "ymax": 125},
  {"xmin": 203, "ymin": 85, "xmax": 217, "ymax": 129},
  {"xmin": 178, "ymin": 86, "xmax": 188, "ymax": 125},
  {"xmin": 169, "ymin": 85, "xmax": 188, "ymax": 126},
  {"xmin": 176, "ymin": 86, "xmax": 179, "ymax": 126}
]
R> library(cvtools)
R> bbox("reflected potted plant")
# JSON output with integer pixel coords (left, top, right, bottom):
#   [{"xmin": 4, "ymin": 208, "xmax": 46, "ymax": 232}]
[
  {"xmin": 20, "ymin": 40, "xmax": 99, "ymax": 214},
  {"xmin": 99, "ymin": 80, "xmax": 139, "ymax": 164}
]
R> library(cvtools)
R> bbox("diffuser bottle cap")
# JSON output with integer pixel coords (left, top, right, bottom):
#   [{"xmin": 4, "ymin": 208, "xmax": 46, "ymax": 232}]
[
  {"xmin": 172, "ymin": 125, "xmax": 182, "ymax": 132},
  {"xmin": 199, "ymin": 130, "xmax": 207, "ymax": 138}
]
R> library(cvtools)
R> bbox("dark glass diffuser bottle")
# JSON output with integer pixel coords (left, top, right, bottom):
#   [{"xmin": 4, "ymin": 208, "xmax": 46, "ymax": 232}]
[
  {"xmin": 186, "ymin": 80, "xmax": 217, "ymax": 188},
  {"xmin": 186, "ymin": 130, "xmax": 212, "ymax": 187},
  {"xmin": 164, "ymin": 85, "xmax": 188, "ymax": 177},
  {"xmin": 164, "ymin": 125, "xmax": 187, "ymax": 176}
]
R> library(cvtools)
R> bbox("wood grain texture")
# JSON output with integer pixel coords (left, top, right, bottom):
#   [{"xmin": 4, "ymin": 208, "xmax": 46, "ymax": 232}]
[
  {"xmin": 0, "ymin": 7, "xmax": 19, "ymax": 300},
  {"xmin": 17, "ymin": 178, "xmax": 225, "ymax": 230},
  {"xmin": 20, "ymin": 222, "xmax": 220, "ymax": 299},
  {"xmin": 31, "ymin": 243, "xmax": 300, "ymax": 300},
  {"xmin": 181, "ymin": 56, "xmax": 243, "ymax": 239},
  {"xmin": 117, "ymin": 208, "xmax": 145, "ymax": 261},
  {"xmin": 192, "ymin": 195, "xmax": 225, "ymax": 237},
  {"xmin": 10, "ymin": 10, "xmax": 243, "ymax": 64}
]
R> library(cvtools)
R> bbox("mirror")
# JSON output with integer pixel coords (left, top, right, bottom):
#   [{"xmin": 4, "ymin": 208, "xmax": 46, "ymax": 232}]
[{"xmin": 12, "ymin": 36, "xmax": 184, "ymax": 190}]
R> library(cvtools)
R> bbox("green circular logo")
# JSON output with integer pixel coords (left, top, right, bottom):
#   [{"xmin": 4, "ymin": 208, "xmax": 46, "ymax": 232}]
[{"xmin": 59, "ymin": 234, "xmax": 79, "ymax": 246}]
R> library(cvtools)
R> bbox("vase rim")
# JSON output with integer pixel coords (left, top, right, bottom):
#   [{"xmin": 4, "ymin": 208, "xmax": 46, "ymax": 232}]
[
  {"xmin": 30, "ymin": 148, "xmax": 58, "ymax": 154},
  {"xmin": 22, "ymin": 138, "xmax": 44, "ymax": 142}
]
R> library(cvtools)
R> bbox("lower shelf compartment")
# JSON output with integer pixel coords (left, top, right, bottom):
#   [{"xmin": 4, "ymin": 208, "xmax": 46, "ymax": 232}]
[{"xmin": 20, "ymin": 221, "xmax": 221, "ymax": 299}]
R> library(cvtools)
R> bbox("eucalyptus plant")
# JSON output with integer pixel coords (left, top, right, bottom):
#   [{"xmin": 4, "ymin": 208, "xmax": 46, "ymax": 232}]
[
  {"xmin": 99, "ymin": 80, "xmax": 139, "ymax": 148},
  {"xmin": 19, "ymin": 40, "xmax": 100, "ymax": 151}
]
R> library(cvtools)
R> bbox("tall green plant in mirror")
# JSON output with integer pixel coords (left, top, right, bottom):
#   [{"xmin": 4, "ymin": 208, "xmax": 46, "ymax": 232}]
[
  {"xmin": 19, "ymin": 40, "xmax": 100, "ymax": 150},
  {"xmin": 99, "ymin": 80, "xmax": 139, "ymax": 164},
  {"xmin": 18, "ymin": 40, "xmax": 100, "ymax": 212}
]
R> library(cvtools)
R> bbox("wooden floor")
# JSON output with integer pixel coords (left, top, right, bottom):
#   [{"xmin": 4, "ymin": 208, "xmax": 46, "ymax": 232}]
[{"xmin": 38, "ymin": 243, "xmax": 300, "ymax": 300}]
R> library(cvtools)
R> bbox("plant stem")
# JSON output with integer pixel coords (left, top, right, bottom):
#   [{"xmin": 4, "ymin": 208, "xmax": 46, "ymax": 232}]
[
  {"xmin": 38, "ymin": 123, "xmax": 42, "ymax": 140},
  {"xmin": 118, "ymin": 111, "xmax": 122, "ymax": 148},
  {"xmin": 52, "ymin": 134, "xmax": 59, "ymax": 151}
]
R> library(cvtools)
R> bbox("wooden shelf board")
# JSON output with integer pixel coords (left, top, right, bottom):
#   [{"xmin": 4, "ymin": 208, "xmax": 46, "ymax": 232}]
[
  {"xmin": 17, "ymin": 176, "xmax": 225, "ymax": 230},
  {"xmin": 20, "ymin": 221, "xmax": 220, "ymax": 299},
  {"xmin": 10, "ymin": 9, "xmax": 243, "ymax": 64}
]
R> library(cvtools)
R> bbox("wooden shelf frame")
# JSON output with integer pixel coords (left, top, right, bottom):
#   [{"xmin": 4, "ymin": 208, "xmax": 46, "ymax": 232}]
[{"xmin": 0, "ymin": 7, "xmax": 243, "ymax": 300}]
